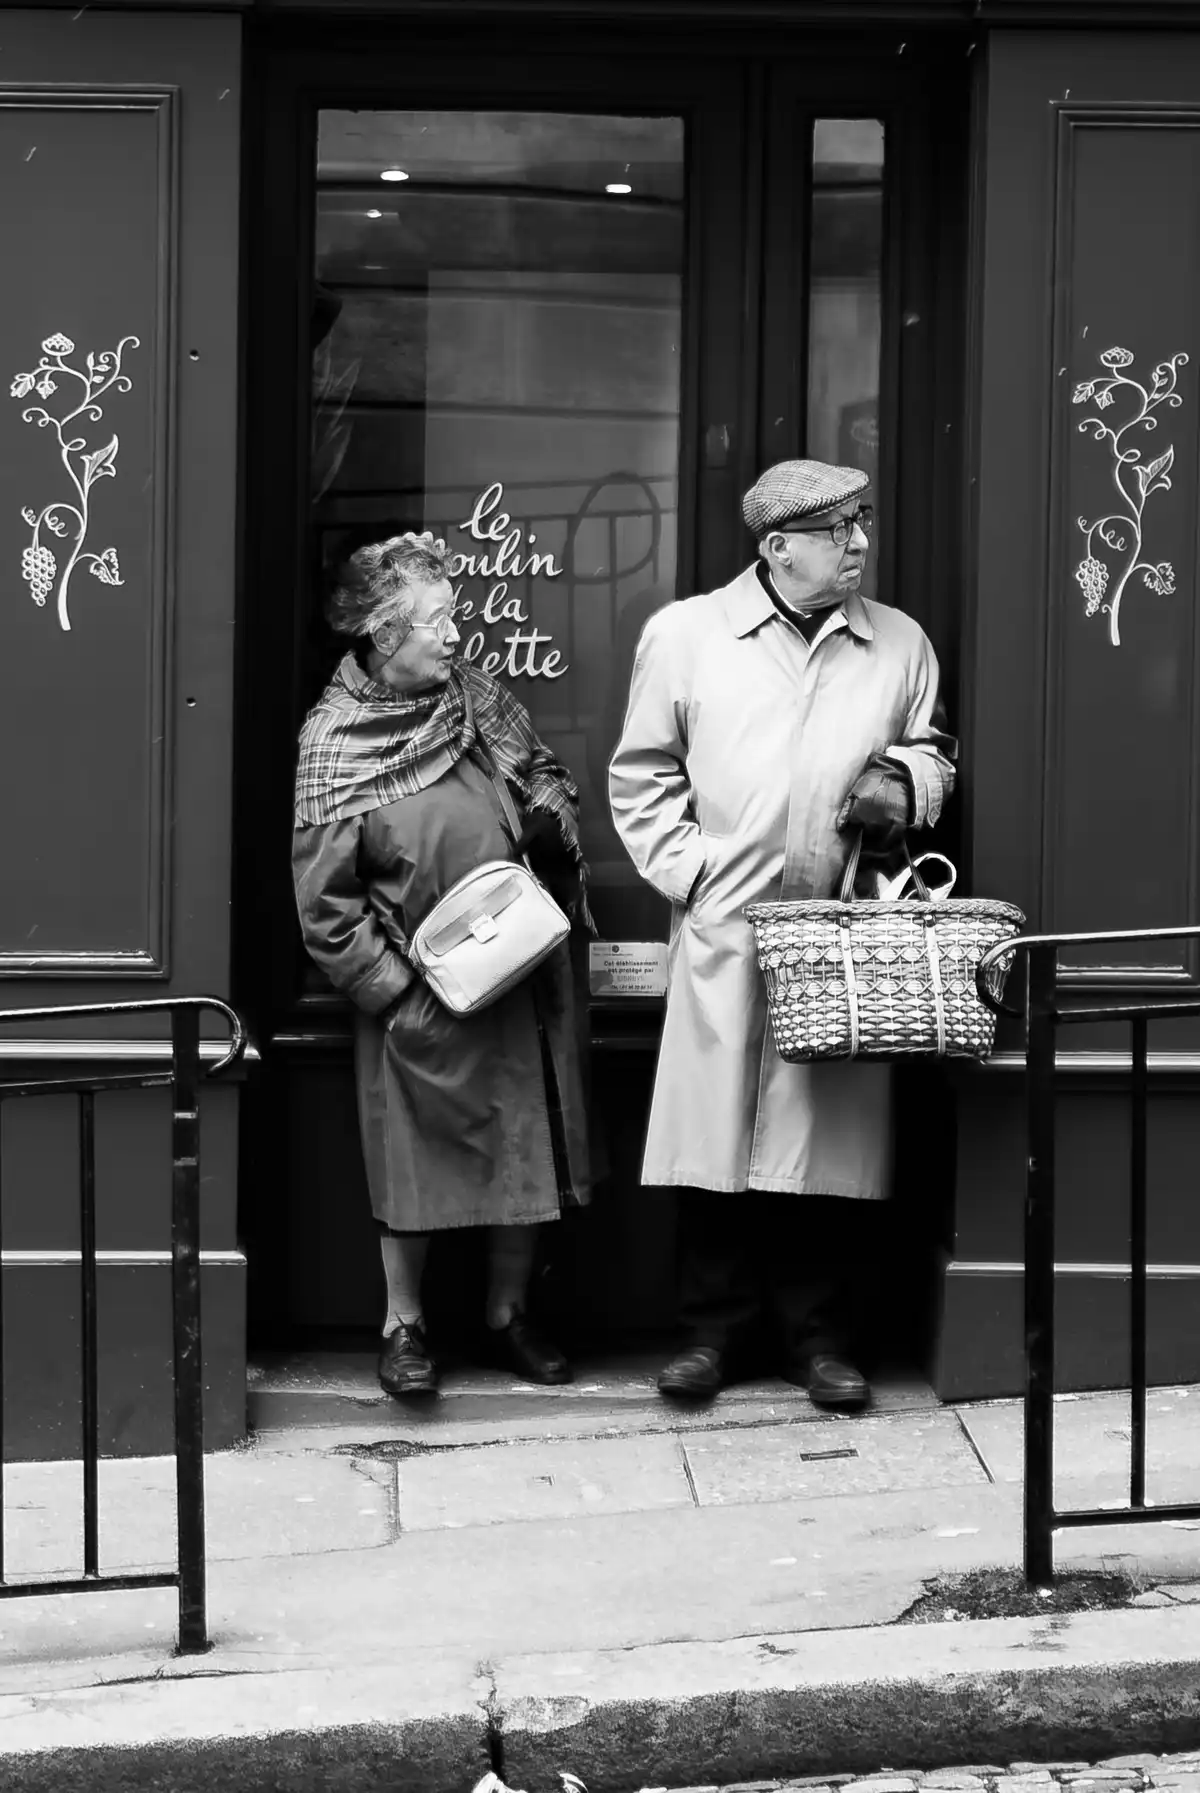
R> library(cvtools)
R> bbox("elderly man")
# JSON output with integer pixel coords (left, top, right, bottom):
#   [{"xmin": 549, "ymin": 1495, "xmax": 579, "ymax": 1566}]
[{"xmin": 609, "ymin": 460, "xmax": 956, "ymax": 1406}]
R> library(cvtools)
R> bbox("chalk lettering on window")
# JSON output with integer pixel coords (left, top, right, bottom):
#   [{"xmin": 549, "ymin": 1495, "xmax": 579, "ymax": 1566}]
[{"xmin": 450, "ymin": 482, "xmax": 568, "ymax": 681}]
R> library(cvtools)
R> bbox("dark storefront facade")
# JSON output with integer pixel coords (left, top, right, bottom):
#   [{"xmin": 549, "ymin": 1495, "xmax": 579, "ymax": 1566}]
[{"xmin": 3, "ymin": 0, "xmax": 1200, "ymax": 1457}]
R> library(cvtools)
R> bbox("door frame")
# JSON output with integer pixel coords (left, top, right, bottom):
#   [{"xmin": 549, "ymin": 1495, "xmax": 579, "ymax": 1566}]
[{"xmin": 236, "ymin": 17, "xmax": 972, "ymax": 1347}]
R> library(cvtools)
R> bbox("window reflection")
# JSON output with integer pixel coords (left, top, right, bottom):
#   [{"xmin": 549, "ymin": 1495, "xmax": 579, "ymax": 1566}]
[
  {"xmin": 313, "ymin": 110, "xmax": 684, "ymax": 938},
  {"xmin": 807, "ymin": 120, "xmax": 884, "ymax": 601}
]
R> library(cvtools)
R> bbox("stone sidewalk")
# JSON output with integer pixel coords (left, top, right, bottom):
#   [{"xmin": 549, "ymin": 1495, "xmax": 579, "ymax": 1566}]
[{"xmin": 2, "ymin": 1365, "xmax": 1200, "ymax": 1788}]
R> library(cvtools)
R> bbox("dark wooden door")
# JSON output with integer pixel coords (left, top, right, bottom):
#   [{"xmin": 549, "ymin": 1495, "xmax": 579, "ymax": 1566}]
[
  {"xmin": 942, "ymin": 29, "xmax": 1200, "ymax": 1398},
  {"xmin": 238, "ymin": 25, "xmax": 965, "ymax": 1349}
]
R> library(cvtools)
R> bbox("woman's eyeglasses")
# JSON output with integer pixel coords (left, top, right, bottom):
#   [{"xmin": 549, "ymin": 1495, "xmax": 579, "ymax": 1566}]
[
  {"xmin": 409, "ymin": 607, "xmax": 460, "ymax": 642},
  {"xmin": 781, "ymin": 505, "xmax": 874, "ymax": 549}
]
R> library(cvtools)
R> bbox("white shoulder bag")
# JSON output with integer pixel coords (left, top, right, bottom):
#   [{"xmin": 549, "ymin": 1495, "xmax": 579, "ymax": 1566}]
[{"xmin": 407, "ymin": 695, "xmax": 571, "ymax": 1017}]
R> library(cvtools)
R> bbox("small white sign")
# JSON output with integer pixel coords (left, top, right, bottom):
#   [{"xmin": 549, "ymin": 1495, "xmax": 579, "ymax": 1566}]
[{"xmin": 589, "ymin": 942, "xmax": 669, "ymax": 999}]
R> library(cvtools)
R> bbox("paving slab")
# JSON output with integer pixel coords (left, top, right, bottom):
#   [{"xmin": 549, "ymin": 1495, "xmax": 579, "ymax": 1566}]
[
  {"xmin": 397, "ymin": 1434, "xmax": 694, "ymax": 1531},
  {"xmin": 0, "ymin": 1450, "xmax": 393, "ymax": 1578},
  {"xmin": 682, "ymin": 1412, "xmax": 986, "ymax": 1507},
  {"xmin": 959, "ymin": 1390, "xmax": 1200, "ymax": 1501}
]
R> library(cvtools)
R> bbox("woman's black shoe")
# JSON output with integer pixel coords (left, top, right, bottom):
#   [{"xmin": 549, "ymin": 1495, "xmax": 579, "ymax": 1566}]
[
  {"xmin": 489, "ymin": 1312, "xmax": 573, "ymax": 1385},
  {"xmin": 378, "ymin": 1322, "xmax": 439, "ymax": 1398},
  {"xmin": 657, "ymin": 1345, "xmax": 724, "ymax": 1399}
]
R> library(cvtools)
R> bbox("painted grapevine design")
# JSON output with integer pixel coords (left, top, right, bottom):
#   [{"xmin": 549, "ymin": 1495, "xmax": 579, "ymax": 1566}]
[
  {"xmin": 10, "ymin": 332, "xmax": 139, "ymax": 632},
  {"xmin": 1073, "ymin": 345, "xmax": 1187, "ymax": 648}
]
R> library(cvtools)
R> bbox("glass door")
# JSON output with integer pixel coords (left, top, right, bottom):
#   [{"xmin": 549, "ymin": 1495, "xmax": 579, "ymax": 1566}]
[{"xmin": 310, "ymin": 108, "xmax": 690, "ymax": 941}]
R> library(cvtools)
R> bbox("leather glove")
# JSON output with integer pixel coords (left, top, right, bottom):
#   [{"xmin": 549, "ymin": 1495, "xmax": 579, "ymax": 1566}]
[
  {"xmin": 513, "ymin": 809, "xmax": 573, "ymax": 865},
  {"xmin": 836, "ymin": 755, "xmax": 914, "ymax": 853},
  {"xmin": 514, "ymin": 809, "xmax": 579, "ymax": 911}
]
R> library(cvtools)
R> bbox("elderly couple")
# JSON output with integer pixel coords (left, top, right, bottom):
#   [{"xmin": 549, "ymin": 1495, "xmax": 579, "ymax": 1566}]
[{"xmin": 293, "ymin": 460, "xmax": 956, "ymax": 1406}]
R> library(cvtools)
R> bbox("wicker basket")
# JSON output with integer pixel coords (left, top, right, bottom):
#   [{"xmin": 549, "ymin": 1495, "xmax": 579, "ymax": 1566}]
[{"xmin": 745, "ymin": 837, "xmax": 1025, "ymax": 1063}]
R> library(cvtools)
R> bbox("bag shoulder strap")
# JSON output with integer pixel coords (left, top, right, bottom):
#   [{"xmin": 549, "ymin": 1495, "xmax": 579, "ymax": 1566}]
[{"xmin": 464, "ymin": 686, "xmax": 530, "ymax": 866}]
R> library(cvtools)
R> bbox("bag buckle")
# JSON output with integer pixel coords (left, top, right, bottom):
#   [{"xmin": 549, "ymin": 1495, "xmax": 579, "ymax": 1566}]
[{"xmin": 469, "ymin": 913, "xmax": 499, "ymax": 944}]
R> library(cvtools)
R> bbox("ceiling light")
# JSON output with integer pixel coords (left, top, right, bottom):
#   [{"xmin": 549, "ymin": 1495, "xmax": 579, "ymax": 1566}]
[
  {"xmin": 365, "ymin": 208, "xmax": 383, "ymax": 219},
  {"xmin": 380, "ymin": 168, "xmax": 409, "ymax": 183},
  {"xmin": 605, "ymin": 182, "xmax": 633, "ymax": 195}
]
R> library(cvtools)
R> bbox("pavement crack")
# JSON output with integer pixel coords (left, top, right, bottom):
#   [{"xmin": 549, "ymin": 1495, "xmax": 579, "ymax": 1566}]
[
  {"xmin": 680, "ymin": 1440, "xmax": 701, "ymax": 1507},
  {"xmin": 954, "ymin": 1408, "xmax": 997, "ymax": 1484},
  {"xmin": 478, "ymin": 1658, "xmax": 505, "ymax": 1778},
  {"xmin": 93, "ymin": 1666, "xmax": 265, "ymax": 1689}
]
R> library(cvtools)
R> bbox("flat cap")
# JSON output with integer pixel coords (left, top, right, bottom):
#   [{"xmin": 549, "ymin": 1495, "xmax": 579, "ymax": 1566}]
[{"xmin": 742, "ymin": 459, "xmax": 870, "ymax": 539}]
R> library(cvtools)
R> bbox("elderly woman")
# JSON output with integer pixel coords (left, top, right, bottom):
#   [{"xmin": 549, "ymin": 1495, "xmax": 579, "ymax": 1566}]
[{"xmin": 292, "ymin": 532, "xmax": 591, "ymax": 1399}]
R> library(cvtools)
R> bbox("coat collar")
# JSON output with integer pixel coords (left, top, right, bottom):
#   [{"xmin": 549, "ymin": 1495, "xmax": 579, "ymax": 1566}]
[{"xmin": 720, "ymin": 564, "xmax": 875, "ymax": 643}]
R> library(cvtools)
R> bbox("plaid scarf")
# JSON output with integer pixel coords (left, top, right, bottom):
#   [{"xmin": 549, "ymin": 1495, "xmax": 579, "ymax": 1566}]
[{"xmin": 294, "ymin": 655, "xmax": 586, "ymax": 881}]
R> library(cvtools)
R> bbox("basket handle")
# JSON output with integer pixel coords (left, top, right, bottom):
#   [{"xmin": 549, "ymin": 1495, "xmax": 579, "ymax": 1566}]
[{"xmin": 838, "ymin": 829, "xmax": 932, "ymax": 904}]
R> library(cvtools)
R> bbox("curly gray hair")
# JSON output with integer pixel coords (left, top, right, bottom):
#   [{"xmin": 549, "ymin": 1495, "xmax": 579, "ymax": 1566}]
[{"xmin": 327, "ymin": 531, "xmax": 454, "ymax": 644}]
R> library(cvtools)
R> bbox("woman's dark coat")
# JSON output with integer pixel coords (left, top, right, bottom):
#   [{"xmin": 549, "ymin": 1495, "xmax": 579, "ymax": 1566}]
[{"xmin": 293, "ymin": 754, "xmax": 590, "ymax": 1232}]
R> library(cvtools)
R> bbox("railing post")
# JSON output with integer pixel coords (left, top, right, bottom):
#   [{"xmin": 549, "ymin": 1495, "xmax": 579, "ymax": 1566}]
[
  {"xmin": 79, "ymin": 1091, "xmax": 100, "ymax": 1579},
  {"xmin": 1024, "ymin": 941, "xmax": 1058, "ymax": 1586},
  {"xmin": 0, "ymin": 1098, "xmax": 5, "ymax": 1586},
  {"xmin": 1130, "ymin": 1015, "xmax": 1149, "ymax": 1510},
  {"xmin": 170, "ymin": 1006, "xmax": 208, "ymax": 1655}
]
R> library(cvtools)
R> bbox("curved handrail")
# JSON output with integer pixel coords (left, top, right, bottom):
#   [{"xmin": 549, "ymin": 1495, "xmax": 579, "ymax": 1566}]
[
  {"xmin": 0, "ymin": 996, "xmax": 248, "ymax": 1078},
  {"xmin": 976, "ymin": 924, "xmax": 1200, "ymax": 1021}
]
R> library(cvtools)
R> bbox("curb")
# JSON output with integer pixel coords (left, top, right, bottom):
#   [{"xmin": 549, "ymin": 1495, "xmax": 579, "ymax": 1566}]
[
  {"xmin": 498, "ymin": 1609, "xmax": 1200, "ymax": 1789},
  {"xmin": 5, "ymin": 1609, "xmax": 1200, "ymax": 1791}
]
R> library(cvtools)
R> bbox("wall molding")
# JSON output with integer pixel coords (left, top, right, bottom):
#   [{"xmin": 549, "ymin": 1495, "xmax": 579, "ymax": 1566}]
[
  {"xmin": 948, "ymin": 1257, "xmax": 1200, "ymax": 1279},
  {"xmin": 1, "ymin": 1250, "xmax": 245, "ymax": 1267},
  {"xmin": 983, "ymin": 1048, "xmax": 1200, "ymax": 1073},
  {"xmin": 0, "ymin": 85, "xmax": 179, "ymax": 976},
  {"xmin": 1042, "ymin": 103, "xmax": 1200, "ymax": 995},
  {"xmin": 0, "ymin": 1038, "xmax": 258, "ymax": 1065}
]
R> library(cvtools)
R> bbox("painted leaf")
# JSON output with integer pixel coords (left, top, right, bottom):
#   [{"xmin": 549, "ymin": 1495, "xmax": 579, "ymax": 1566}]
[
  {"xmin": 89, "ymin": 547, "xmax": 122, "ymax": 586},
  {"xmin": 82, "ymin": 435, "xmax": 119, "ymax": 483},
  {"xmin": 1143, "ymin": 447, "xmax": 1175, "ymax": 484}
]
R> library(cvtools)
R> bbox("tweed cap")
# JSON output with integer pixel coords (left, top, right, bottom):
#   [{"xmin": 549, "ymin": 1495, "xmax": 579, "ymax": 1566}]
[{"xmin": 742, "ymin": 459, "xmax": 870, "ymax": 539}]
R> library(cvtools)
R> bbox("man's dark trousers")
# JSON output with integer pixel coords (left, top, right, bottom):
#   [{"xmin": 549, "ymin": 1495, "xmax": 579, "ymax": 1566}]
[{"xmin": 675, "ymin": 1188, "xmax": 881, "ymax": 1365}]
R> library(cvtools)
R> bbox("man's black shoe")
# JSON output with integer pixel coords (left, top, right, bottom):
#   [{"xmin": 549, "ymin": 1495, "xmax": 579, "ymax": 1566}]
[
  {"xmin": 658, "ymin": 1345, "xmax": 724, "ymax": 1399},
  {"xmin": 378, "ymin": 1321, "xmax": 438, "ymax": 1398},
  {"xmin": 796, "ymin": 1351, "xmax": 870, "ymax": 1410},
  {"xmin": 490, "ymin": 1312, "xmax": 573, "ymax": 1385}
]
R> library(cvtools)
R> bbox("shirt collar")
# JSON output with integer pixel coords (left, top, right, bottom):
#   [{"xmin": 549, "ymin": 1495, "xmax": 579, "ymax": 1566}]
[{"xmin": 725, "ymin": 563, "xmax": 874, "ymax": 642}]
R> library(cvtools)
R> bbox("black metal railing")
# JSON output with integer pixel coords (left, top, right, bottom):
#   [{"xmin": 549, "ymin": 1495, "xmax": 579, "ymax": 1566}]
[
  {"xmin": 0, "ymin": 998, "xmax": 247, "ymax": 1654},
  {"xmin": 976, "ymin": 925, "xmax": 1200, "ymax": 1585}
]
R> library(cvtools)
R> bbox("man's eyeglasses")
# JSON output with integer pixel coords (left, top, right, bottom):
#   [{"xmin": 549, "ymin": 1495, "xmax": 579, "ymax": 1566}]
[{"xmin": 780, "ymin": 505, "xmax": 874, "ymax": 548}]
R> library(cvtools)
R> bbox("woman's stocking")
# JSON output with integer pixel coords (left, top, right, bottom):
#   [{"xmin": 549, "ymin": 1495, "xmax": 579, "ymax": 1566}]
[
  {"xmin": 486, "ymin": 1224, "xmax": 538, "ymax": 1329},
  {"xmin": 380, "ymin": 1232, "xmax": 429, "ymax": 1337}
]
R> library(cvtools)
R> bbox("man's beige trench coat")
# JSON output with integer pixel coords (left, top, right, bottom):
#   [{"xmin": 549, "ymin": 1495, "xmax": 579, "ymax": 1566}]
[{"xmin": 608, "ymin": 566, "xmax": 956, "ymax": 1198}]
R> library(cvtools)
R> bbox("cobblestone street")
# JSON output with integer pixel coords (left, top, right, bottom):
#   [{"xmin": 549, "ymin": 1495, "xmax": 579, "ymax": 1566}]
[{"xmin": 683, "ymin": 1758, "xmax": 1200, "ymax": 1793}]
